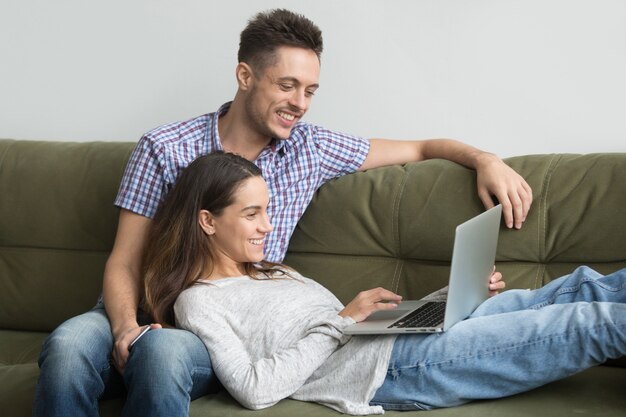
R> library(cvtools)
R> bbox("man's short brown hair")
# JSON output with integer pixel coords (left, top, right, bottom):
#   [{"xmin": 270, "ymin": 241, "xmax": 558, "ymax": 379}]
[{"xmin": 238, "ymin": 9, "xmax": 323, "ymax": 75}]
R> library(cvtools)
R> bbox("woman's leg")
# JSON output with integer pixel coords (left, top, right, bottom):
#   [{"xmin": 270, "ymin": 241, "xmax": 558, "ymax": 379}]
[
  {"xmin": 372, "ymin": 300, "xmax": 626, "ymax": 410},
  {"xmin": 472, "ymin": 266, "xmax": 626, "ymax": 317}
]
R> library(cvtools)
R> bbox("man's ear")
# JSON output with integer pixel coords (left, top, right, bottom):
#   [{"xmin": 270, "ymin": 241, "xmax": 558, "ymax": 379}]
[
  {"xmin": 236, "ymin": 62, "xmax": 255, "ymax": 91},
  {"xmin": 198, "ymin": 210, "xmax": 216, "ymax": 236}
]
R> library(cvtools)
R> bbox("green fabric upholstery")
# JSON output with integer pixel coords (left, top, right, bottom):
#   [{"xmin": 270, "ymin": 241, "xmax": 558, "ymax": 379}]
[
  {"xmin": 1, "ymin": 138, "xmax": 624, "ymax": 416},
  {"xmin": 285, "ymin": 154, "xmax": 626, "ymax": 303},
  {"xmin": 0, "ymin": 140, "xmax": 132, "ymax": 331}
]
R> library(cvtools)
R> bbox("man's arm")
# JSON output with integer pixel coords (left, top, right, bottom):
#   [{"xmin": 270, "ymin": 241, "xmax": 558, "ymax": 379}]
[
  {"xmin": 102, "ymin": 209, "xmax": 156, "ymax": 372},
  {"xmin": 360, "ymin": 138, "xmax": 533, "ymax": 229}
]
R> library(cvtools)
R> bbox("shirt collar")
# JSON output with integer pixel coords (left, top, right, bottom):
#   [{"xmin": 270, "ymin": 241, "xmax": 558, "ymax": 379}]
[
  {"xmin": 205, "ymin": 103, "xmax": 229, "ymax": 152},
  {"xmin": 210, "ymin": 101, "xmax": 293, "ymax": 158}
]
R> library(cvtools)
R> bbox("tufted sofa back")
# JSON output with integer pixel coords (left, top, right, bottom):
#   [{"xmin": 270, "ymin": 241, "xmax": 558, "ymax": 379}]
[
  {"xmin": 0, "ymin": 140, "xmax": 133, "ymax": 331},
  {"xmin": 285, "ymin": 154, "xmax": 626, "ymax": 304},
  {"xmin": 1, "ymin": 138, "xmax": 625, "ymax": 332}
]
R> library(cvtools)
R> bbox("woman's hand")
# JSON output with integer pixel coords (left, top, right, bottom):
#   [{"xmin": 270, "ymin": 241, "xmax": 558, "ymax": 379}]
[
  {"xmin": 489, "ymin": 268, "xmax": 506, "ymax": 297},
  {"xmin": 339, "ymin": 287, "xmax": 403, "ymax": 322}
]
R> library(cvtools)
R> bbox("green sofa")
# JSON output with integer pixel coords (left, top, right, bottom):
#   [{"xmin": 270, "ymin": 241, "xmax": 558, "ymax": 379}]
[{"xmin": 1, "ymin": 138, "xmax": 625, "ymax": 417}]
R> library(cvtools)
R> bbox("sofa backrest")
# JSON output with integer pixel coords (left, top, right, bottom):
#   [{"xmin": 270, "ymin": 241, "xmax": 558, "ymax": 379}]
[
  {"xmin": 0, "ymin": 139, "xmax": 134, "ymax": 331},
  {"xmin": 2, "ymin": 138, "xmax": 625, "ymax": 332},
  {"xmin": 285, "ymin": 154, "xmax": 626, "ymax": 305}
]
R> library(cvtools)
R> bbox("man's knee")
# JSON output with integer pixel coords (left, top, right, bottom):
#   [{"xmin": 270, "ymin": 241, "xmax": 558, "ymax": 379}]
[
  {"xmin": 127, "ymin": 328, "xmax": 209, "ymax": 369},
  {"xmin": 39, "ymin": 309, "xmax": 113, "ymax": 372},
  {"xmin": 124, "ymin": 328, "xmax": 219, "ymax": 399}
]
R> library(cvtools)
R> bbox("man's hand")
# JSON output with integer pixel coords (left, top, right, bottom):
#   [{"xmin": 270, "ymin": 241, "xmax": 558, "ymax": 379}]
[
  {"xmin": 488, "ymin": 268, "xmax": 506, "ymax": 297},
  {"xmin": 111, "ymin": 323, "xmax": 162, "ymax": 373},
  {"xmin": 475, "ymin": 153, "xmax": 533, "ymax": 230},
  {"xmin": 362, "ymin": 140, "xmax": 533, "ymax": 229},
  {"xmin": 339, "ymin": 287, "xmax": 403, "ymax": 322}
]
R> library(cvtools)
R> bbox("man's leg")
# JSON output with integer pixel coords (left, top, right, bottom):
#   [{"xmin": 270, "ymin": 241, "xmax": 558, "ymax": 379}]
[
  {"xmin": 122, "ymin": 328, "xmax": 220, "ymax": 417},
  {"xmin": 371, "ymin": 300, "xmax": 626, "ymax": 410},
  {"xmin": 33, "ymin": 304, "xmax": 119, "ymax": 417},
  {"xmin": 472, "ymin": 266, "xmax": 626, "ymax": 317}
]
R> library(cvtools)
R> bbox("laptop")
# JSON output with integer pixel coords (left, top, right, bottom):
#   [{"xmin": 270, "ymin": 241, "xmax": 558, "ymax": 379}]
[{"xmin": 344, "ymin": 204, "xmax": 502, "ymax": 335}]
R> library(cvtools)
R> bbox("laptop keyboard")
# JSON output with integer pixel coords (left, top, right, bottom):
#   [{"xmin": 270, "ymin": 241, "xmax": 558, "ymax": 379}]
[{"xmin": 388, "ymin": 301, "xmax": 446, "ymax": 329}]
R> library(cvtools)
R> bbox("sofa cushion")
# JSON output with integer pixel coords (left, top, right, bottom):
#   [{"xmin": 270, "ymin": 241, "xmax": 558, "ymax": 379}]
[
  {"xmin": 0, "ymin": 140, "xmax": 134, "ymax": 331},
  {"xmin": 184, "ymin": 367, "xmax": 626, "ymax": 417},
  {"xmin": 0, "ymin": 330, "xmax": 48, "ymax": 417},
  {"xmin": 286, "ymin": 154, "xmax": 626, "ymax": 304}
]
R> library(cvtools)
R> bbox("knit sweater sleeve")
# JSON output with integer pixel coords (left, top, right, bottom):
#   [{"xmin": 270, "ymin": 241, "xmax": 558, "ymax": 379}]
[{"xmin": 174, "ymin": 287, "xmax": 355, "ymax": 410}]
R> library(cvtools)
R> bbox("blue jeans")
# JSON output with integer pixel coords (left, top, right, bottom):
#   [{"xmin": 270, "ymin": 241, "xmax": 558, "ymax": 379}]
[
  {"xmin": 371, "ymin": 266, "xmax": 626, "ymax": 410},
  {"xmin": 33, "ymin": 303, "xmax": 220, "ymax": 417}
]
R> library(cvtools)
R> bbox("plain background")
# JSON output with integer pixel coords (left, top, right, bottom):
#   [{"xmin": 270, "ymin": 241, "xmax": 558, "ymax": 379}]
[{"xmin": 1, "ymin": 0, "xmax": 624, "ymax": 157}]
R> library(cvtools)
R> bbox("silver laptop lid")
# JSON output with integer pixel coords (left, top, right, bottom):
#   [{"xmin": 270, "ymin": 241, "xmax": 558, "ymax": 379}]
[
  {"xmin": 343, "ymin": 204, "xmax": 502, "ymax": 335},
  {"xmin": 442, "ymin": 204, "xmax": 502, "ymax": 330}
]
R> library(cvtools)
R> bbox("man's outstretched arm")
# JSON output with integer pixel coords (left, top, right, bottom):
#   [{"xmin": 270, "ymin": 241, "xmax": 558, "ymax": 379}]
[{"xmin": 360, "ymin": 138, "xmax": 532, "ymax": 230}]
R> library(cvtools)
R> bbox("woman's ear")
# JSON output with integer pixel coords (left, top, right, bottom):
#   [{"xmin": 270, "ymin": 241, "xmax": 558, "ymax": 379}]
[
  {"xmin": 198, "ymin": 210, "xmax": 216, "ymax": 236},
  {"xmin": 236, "ymin": 62, "xmax": 254, "ymax": 91}
]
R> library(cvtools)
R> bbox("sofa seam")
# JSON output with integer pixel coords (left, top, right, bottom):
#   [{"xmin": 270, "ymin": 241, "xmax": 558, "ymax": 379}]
[
  {"xmin": 533, "ymin": 154, "xmax": 562, "ymax": 288},
  {"xmin": 534, "ymin": 264, "xmax": 545, "ymax": 289},
  {"xmin": 392, "ymin": 166, "xmax": 409, "ymax": 257},
  {"xmin": 391, "ymin": 259, "xmax": 403, "ymax": 293},
  {"xmin": 0, "ymin": 139, "xmax": 16, "ymax": 170},
  {"xmin": 0, "ymin": 245, "xmax": 112, "ymax": 255},
  {"xmin": 390, "ymin": 168, "xmax": 409, "ymax": 293}
]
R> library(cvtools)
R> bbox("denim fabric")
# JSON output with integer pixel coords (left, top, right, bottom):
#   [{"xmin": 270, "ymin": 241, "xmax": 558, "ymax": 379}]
[
  {"xmin": 371, "ymin": 266, "xmax": 626, "ymax": 410},
  {"xmin": 33, "ymin": 303, "xmax": 220, "ymax": 417}
]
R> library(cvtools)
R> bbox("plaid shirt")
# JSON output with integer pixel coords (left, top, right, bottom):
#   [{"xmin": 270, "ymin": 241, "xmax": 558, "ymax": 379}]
[{"xmin": 115, "ymin": 102, "xmax": 370, "ymax": 262}]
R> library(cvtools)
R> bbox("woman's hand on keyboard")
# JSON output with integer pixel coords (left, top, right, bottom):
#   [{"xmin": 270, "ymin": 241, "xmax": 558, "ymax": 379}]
[{"xmin": 339, "ymin": 287, "xmax": 403, "ymax": 322}]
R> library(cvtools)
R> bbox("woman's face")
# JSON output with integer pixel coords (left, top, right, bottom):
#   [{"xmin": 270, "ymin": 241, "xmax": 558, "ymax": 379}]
[{"xmin": 205, "ymin": 176, "xmax": 273, "ymax": 274}]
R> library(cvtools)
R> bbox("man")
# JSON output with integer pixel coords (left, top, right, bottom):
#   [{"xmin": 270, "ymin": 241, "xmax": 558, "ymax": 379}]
[{"xmin": 34, "ymin": 9, "xmax": 531, "ymax": 417}]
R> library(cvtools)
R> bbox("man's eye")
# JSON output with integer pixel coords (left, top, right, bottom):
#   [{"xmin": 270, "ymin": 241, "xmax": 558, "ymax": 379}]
[
  {"xmin": 305, "ymin": 90, "xmax": 316, "ymax": 97},
  {"xmin": 279, "ymin": 84, "xmax": 293, "ymax": 91}
]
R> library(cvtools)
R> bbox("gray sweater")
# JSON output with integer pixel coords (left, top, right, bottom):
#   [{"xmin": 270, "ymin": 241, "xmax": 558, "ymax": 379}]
[{"xmin": 174, "ymin": 273, "xmax": 397, "ymax": 415}]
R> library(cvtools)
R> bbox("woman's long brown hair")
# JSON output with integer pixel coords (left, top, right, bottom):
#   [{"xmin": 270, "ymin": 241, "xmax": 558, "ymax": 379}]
[{"xmin": 142, "ymin": 151, "xmax": 288, "ymax": 327}]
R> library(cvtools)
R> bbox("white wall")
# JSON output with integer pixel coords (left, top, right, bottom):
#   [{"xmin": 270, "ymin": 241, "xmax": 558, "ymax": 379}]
[{"xmin": 1, "ymin": 0, "xmax": 624, "ymax": 157}]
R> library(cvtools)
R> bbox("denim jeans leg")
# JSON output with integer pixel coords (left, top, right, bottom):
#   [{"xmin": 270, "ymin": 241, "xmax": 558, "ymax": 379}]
[
  {"xmin": 33, "ymin": 304, "xmax": 118, "ymax": 417},
  {"xmin": 372, "ymin": 299, "xmax": 626, "ymax": 410},
  {"xmin": 472, "ymin": 266, "xmax": 626, "ymax": 317},
  {"xmin": 122, "ymin": 328, "xmax": 220, "ymax": 417}
]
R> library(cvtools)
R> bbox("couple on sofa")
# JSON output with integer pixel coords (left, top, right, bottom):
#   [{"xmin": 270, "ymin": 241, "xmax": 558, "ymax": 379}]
[{"xmin": 33, "ymin": 8, "xmax": 626, "ymax": 417}]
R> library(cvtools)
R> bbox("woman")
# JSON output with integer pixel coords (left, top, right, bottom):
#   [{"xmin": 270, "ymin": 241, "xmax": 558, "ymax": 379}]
[{"xmin": 142, "ymin": 152, "xmax": 626, "ymax": 415}]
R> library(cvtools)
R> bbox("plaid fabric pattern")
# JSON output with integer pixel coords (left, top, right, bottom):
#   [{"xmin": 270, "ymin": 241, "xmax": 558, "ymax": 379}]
[{"xmin": 115, "ymin": 102, "xmax": 369, "ymax": 262}]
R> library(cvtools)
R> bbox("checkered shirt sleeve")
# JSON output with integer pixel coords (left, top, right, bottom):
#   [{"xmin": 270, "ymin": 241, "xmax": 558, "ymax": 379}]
[{"xmin": 114, "ymin": 134, "xmax": 168, "ymax": 218}]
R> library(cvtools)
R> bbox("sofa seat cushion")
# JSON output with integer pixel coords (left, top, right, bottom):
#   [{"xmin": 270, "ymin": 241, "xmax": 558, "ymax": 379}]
[
  {"xmin": 186, "ymin": 366, "xmax": 626, "ymax": 417},
  {"xmin": 0, "ymin": 330, "xmax": 47, "ymax": 365},
  {"xmin": 0, "ymin": 330, "xmax": 47, "ymax": 417}
]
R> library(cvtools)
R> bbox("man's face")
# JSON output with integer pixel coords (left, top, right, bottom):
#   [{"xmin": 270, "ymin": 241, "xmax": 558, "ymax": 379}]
[{"xmin": 244, "ymin": 46, "xmax": 320, "ymax": 140}]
